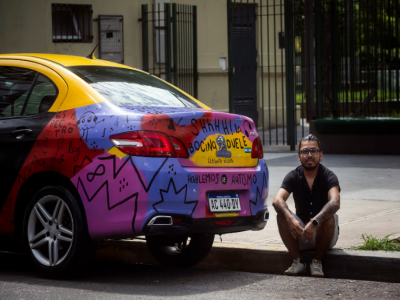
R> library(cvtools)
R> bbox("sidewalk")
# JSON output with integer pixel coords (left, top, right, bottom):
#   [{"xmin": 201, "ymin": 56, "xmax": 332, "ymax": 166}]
[
  {"xmin": 97, "ymin": 153, "xmax": 400, "ymax": 283},
  {"xmin": 219, "ymin": 153, "xmax": 400, "ymax": 249}
]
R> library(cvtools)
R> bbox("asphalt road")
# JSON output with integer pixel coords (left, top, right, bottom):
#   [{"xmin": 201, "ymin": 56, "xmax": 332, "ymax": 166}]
[{"xmin": 1, "ymin": 252, "xmax": 399, "ymax": 300}]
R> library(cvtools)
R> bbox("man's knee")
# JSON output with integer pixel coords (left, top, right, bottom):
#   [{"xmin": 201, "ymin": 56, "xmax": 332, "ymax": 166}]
[
  {"xmin": 276, "ymin": 213, "xmax": 289, "ymax": 230},
  {"xmin": 318, "ymin": 216, "xmax": 335, "ymax": 231}
]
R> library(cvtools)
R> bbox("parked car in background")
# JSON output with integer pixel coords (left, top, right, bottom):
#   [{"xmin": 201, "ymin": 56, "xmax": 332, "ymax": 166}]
[{"xmin": 0, "ymin": 54, "xmax": 269, "ymax": 275}]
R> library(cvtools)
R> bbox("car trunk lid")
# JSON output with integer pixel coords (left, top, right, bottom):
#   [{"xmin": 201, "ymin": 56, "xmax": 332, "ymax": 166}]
[{"xmin": 139, "ymin": 108, "xmax": 259, "ymax": 168}]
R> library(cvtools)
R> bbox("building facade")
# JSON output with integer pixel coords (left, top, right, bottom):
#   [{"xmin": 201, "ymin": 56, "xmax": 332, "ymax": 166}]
[{"xmin": 0, "ymin": 0, "xmax": 289, "ymax": 131}]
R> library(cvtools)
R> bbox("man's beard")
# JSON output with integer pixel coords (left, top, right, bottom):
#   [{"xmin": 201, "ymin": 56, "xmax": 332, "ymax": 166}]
[{"xmin": 302, "ymin": 159, "xmax": 320, "ymax": 170}]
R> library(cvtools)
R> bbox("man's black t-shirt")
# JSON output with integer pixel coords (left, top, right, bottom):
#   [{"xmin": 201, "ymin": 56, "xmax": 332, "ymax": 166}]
[{"xmin": 280, "ymin": 164, "xmax": 340, "ymax": 224}]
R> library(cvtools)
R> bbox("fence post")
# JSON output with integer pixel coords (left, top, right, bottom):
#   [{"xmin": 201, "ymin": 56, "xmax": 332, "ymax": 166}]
[
  {"xmin": 227, "ymin": 0, "xmax": 234, "ymax": 114},
  {"xmin": 172, "ymin": 3, "xmax": 178, "ymax": 86},
  {"xmin": 98, "ymin": 16, "xmax": 102, "ymax": 59},
  {"xmin": 193, "ymin": 5, "xmax": 198, "ymax": 99},
  {"xmin": 315, "ymin": 0, "xmax": 322, "ymax": 119},
  {"xmin": 285, "ymin": 0, "xmax": 295, "ymax": 150},
  {"xmin": 304, "ymin": 0, "xmax": 315, "ymax": 121},
  {"xmin": 141, "ymin": 4, "xmax": 149, "ymax": 72},
  {"xmin": 165, "ymin": 3, "xmax": 172, "ymax": 83},
  {"xmin": 331, "ymin": 0, "xmax": 339, "ymax": 118}
]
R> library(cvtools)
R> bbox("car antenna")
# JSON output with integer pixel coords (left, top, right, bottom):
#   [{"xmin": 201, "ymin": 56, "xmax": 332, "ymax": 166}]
[{"xmin": 86, "ymin": 25, "xmax": 110, "ymax": 59}]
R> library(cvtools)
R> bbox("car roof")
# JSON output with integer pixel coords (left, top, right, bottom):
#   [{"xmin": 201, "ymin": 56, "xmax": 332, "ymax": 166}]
[
  {"xmin": 0, "ymin": 53, "xmax": 211, "ymax": 111},
  {"xmin": 0, "ymin": 53, "xmax": 136, "ymax": 69}
]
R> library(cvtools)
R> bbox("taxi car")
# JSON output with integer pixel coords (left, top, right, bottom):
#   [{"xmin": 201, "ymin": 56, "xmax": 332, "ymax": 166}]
[{"xmin": 0, "ymin": 54, "xmax": 269, "ymax": 274}]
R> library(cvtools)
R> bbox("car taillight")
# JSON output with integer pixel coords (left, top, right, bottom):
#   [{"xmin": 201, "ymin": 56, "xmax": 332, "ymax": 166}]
[
  {"xmin": 251, "ymin": 137, "xmax": 264, "ymax": 159},
  {"xmin": 110, "ymin": 131, "xmax": 189, "ymax": 158},
  {"xmin": 169, "ymin": 136, "xmax": 189, "ymax": 158}
]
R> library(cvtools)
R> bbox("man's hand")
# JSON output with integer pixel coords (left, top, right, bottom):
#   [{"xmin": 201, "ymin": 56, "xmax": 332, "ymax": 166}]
[
  {"xmin": 287, "ymin": 217, "xmax": 304, "ymax": 240},
  {"xmin": 303, "ymin": 222, "xmax": 317, "ymax": 241}
]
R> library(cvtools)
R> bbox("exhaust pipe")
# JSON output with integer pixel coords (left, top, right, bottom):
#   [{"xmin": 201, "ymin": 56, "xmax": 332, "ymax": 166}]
[
  {"xmin": 148, "ymin": 216, "xmax": 173, "ymax": 226},
  {"xmin": 263, "ymin": 211, "xmax": 269, "ymax": 221},
  {"xmin": 254, "ymin": 210, "xmax": 269, "ymax": 223}
]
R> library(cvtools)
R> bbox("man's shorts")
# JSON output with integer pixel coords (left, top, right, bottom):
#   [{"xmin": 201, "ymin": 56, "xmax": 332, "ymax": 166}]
[{"xmin": 291, "ymin": 212, "xmax": 339, "ymax": 251}]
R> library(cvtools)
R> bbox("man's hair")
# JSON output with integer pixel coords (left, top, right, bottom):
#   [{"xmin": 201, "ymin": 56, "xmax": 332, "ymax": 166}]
[{"xmin": 298, "ymin": 134, "xmax": 321, "ymax": 151}]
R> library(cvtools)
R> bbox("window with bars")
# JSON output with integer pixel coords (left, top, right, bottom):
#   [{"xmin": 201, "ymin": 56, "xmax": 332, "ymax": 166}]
[{"xmin": 52, "ymin": 4, "xmax": 93, "ymax": 43}]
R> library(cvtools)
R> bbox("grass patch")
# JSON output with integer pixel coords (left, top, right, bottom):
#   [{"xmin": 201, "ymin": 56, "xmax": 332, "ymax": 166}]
[
  {"xmin": 388, "ymin": 111, "xmax": 400, "ymax": 118},
  {"xmin": 353, "ymin": 234, "xmax": 400, "ymax": 251}
]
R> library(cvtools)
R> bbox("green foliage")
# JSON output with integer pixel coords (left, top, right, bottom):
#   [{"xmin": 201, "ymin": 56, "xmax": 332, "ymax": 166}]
[
  {"xmin": 296, "ymin": 90, "xmax": 400, "ymax": 104},
  {"xmin": 340, "ymin": 0, "xmax": 400, "ymax": 63},
  {"xmin": 389, "ymin": 111, "xmax": 400, "ymax": 118},
  {"xmin": 354, "ymin": 234, "xmax": 400, "ymax": 251},
  {"xmin": 294, "ymin": 0, "xmax": 400, "ymax": 63}
]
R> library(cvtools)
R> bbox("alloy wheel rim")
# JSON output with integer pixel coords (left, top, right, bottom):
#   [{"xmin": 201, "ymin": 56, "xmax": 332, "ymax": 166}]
[{"xmin": 27, "ymin": 195, "xmax": 74, "ymax": 267}]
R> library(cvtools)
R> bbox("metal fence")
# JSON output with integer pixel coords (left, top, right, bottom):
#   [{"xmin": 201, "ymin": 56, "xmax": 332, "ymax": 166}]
[
  {"xmin": 227, "ymin": 0, "xmax": 400, "ymax": 150},
  {"xmin": 140, "ymin": 3, "xmax": 198, "ymax": 99},
  {"xmin": 228, "ymin": 0, "xmax": 302, "ymax": 149},
  {"xmin": 140, "ymin": 1, "xmax": 399, "ymax": 150},
  {"xmin": 298, "ymin": 0, "xmax": 400, "ymax": 119}
]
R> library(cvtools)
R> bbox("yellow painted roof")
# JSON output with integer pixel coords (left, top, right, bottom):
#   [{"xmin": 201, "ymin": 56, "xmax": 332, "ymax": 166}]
[
  {"xmin": 0, "ymin": 53, "xmax": 211, "ymax": 110},
  {"xmin": 0, "ymin": 53, "xmax": 135, "ymax": 69}
]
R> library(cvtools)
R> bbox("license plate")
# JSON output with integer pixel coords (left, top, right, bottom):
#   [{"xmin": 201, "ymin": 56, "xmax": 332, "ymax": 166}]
[{"xmin": 208, "ymin": 192, "xmax": 241, "ymax": 213}]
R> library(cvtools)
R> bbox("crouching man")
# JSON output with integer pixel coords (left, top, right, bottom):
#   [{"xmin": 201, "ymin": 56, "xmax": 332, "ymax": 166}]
[{"xmin": 272, "ymin": 135, "xmax": 341, "ymax": 278}]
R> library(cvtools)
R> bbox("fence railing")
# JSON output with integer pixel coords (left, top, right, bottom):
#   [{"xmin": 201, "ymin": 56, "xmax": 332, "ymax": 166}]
[
  {"xmin": 297, "ymin": 0, "xmax": 400, "ymax": 119},
  {"xmin": 140, "ymin": 3, "xmax": 198, "ymax": 99}
]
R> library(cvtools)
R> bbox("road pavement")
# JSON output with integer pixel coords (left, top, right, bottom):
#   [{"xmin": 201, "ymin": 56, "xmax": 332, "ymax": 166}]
[{"xmin": 0, "ymin": 251, "xmax": 399, "ymax": 300}]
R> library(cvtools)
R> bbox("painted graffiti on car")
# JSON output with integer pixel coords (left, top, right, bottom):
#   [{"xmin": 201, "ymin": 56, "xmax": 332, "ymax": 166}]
[{"xmin": 0, "ymin": 102, "xmax": 268, "ymax": 238}]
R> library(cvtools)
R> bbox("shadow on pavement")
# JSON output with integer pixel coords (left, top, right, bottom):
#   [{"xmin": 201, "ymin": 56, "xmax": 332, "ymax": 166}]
[{"xmin": 0, "ymin": 251, "xmax": 272, "ymax": 297}]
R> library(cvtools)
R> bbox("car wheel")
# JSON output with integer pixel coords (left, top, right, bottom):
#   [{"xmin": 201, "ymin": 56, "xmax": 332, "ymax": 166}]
[
  {"xmin": 23, "ymin": 186, "xmax": 94, "ymax": 275},
  {"xmin": 146, "ymin": 233, "xmax": 214, "ymax": 267}
]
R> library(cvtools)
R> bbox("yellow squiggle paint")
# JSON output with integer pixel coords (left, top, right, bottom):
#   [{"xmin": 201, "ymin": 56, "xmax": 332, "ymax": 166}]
[{"xmin": 189, "ymin": 132, "xmax": 258, "ymax": 167}]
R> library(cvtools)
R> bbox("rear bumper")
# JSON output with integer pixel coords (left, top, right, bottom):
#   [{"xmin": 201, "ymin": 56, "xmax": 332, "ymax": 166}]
[
  {"xmin": 143, "ymin": 208, "xmax": 269, "ymax": 236},
  {"xmin": 74, "ymin": 154, "xmax": 269, "ymax": 240}
]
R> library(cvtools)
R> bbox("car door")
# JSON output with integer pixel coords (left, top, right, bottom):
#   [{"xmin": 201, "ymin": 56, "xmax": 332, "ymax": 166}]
[{"xmin": 0, "ymin": 60, "xmax": 68, "ymax": 213}]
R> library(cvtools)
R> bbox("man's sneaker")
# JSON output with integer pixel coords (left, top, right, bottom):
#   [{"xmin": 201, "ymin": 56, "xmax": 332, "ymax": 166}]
[
  {"xmin": 284, "ymin": 258, "xmax": 307, "ymax": 276},
  {"xmin": 310, "ymin": 259, "xmax": 324, "ymax": 278}
]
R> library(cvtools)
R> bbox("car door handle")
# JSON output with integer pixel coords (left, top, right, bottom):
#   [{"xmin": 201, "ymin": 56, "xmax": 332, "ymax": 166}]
[{"xmin": 11, "ymin": 129, "xmax": 33, "ymax": 139}]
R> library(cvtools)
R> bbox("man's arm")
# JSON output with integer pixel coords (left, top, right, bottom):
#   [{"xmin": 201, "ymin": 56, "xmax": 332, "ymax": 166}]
[
  {"xmin": 302, "ymin": 186, "xmax": 340, "ymax": 241},
  {"xmin": 314, "ymin": 186, "xmax": 340, "ymax": 223},
  {"xmin": 272, "ymin": 188, "xmax": 292, "ymax": 218},
  {"xmin": 273, "ymin": 188, "xmax": 303, "ymax": 239}
]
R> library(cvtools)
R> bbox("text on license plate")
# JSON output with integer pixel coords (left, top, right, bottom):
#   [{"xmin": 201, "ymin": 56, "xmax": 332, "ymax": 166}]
[{"xmin": 208, "ymin": 192, "xmax": 241, "ymax": 213}]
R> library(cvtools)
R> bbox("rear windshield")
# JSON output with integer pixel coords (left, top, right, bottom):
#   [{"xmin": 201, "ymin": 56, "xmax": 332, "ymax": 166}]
[{"xmin": 68, "ymin": 66, "xmax": 200, "ymax": 108}]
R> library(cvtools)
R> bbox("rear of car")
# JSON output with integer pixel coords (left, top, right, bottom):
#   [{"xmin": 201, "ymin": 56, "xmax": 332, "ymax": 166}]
[
  {"xmin": 0, "ymin": 55, "xmax": 268, "ymax": 273},
  {"xmin": 66, "ymin": 66, "xmax": 269, "ymax": 238}
]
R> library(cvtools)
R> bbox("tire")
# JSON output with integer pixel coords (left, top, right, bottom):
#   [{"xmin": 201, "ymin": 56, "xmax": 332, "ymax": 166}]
[
  {"xmin": 146, "ymin": 233, "xmax": 214, "ymax": 267},
  {"xmin": 23, "ymin": 186, "xmax": 95, "ymax": 276}
]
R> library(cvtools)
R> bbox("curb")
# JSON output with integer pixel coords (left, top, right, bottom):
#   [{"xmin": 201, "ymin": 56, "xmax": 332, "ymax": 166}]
[{"xmin": 96, "ymin": 240, "xmax": 400, "ymax": 283}]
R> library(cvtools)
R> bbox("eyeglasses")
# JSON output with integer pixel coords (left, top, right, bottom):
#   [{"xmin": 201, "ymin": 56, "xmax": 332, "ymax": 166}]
[{"xmin": 299, "ymin": 148, "xmax": 321, "ymax": 156}]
